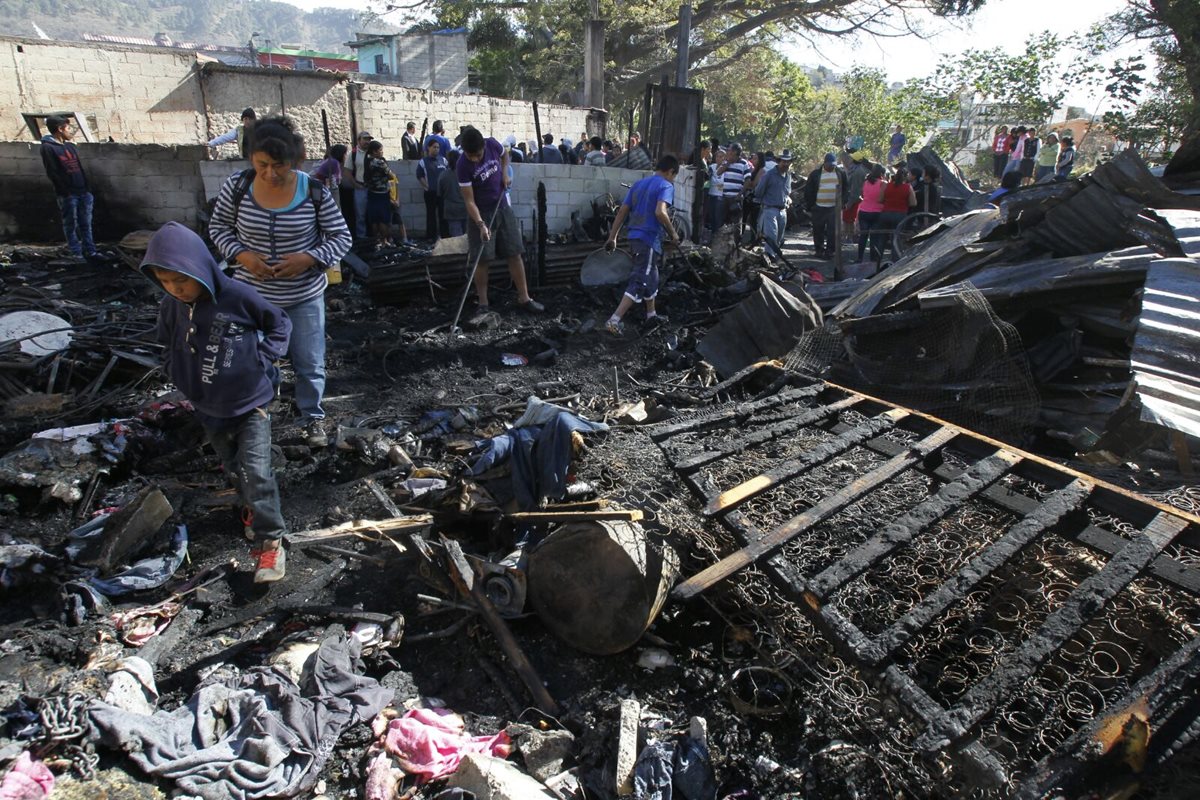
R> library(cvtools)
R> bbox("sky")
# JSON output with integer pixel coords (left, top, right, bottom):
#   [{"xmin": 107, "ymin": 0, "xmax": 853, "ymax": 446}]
[{"xmin": 277, "ymin": 0, "xmax": 1145, "ymax": 108}]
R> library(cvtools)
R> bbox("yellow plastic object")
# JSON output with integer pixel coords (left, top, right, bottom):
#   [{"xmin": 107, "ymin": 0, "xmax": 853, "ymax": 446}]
[
  {"xmin": 325, "ymin": 265, "xmax": 343, "ymax": 285},
  {"xmin": 388, "ymin": 177, "xmax": 398, "ymax": 203}
]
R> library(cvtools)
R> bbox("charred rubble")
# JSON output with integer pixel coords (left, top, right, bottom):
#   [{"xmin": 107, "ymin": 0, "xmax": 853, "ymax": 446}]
[{"xmin": 0, "ymin": 149, "xmax": 1198, "ymax": 800}]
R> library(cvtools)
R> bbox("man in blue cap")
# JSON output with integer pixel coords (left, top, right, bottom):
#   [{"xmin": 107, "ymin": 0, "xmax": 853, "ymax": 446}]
[{"xmin": 803, "ymin": 152, "xmax": 848, "ymax": 259}]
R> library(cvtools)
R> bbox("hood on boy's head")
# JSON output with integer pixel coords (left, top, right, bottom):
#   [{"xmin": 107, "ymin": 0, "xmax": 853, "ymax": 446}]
[{"xmin": 140, "ymin": 222, "xmax": 220, "ymax": 299}]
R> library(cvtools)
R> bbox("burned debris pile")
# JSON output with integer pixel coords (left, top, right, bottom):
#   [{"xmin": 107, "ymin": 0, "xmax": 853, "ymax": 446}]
[
  {"xmin": 0, "ymin": 148, "xmax": 1199, "ymax": 800},
  {"xmin": 796, "ymin": 150, "xmax": 1200, "ymax": 474}
]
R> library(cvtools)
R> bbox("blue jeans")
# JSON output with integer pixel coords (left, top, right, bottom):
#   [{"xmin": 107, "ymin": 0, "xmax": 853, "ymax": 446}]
[
  {"xmin": 204, "ymin": 410, "xmax": 285, "ymax": 543},
  {"xmin": 283, "ymin": 295, "xmax": 326, "ymax": 420},
  {"xmin": 57, "ymin": 192, "xmax": 96, "ymax": 256},
  {"xmin": 354, "ymin": 187, "xmax": 368, "ymax": 239},
  {"xmin": 758, "ymin": 206, "xmax": 786, "ymax": 250}
]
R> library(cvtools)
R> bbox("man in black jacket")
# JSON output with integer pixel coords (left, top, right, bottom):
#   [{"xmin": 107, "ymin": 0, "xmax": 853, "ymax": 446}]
[
  {"xmin": 803, "ymin": 152, "xmax": 848, "ymax": 259},
  {"xmin": 40, "ymin": 115, "xmax": 99, "ymax": 260}
]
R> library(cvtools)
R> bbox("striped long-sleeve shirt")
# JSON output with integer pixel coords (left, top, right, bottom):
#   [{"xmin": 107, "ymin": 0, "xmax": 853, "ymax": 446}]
[{"xmin": 208, "ymin": 170, "xmax": 352, "ymax": 308}]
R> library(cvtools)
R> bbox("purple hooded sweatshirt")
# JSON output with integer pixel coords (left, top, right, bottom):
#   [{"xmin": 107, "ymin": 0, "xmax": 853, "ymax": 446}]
[{"xmin": 140, "ymin": 222, "xmax": 291, "ymax": 420}]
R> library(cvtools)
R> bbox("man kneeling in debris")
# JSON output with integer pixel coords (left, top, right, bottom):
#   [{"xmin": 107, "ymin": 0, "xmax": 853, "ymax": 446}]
[
  {"xmin": 603, "ymin": 154, "xmax": 681, "ymax": 334},
  {"xmin": 141, "ymin": 222, "xmax": 292, "ymax": 583}
]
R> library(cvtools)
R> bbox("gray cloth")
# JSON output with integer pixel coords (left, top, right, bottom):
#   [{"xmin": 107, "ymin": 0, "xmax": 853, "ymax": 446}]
[{"xmin": 89, "ymin": 632, "xmax": 393, "ymax": 800}]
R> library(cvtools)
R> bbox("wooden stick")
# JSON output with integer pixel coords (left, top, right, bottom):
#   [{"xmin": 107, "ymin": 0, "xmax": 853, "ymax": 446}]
[
  {"xmin": 364, "ymin": 478, "xmax": 404, "ymax": 518},
  {"xmin": 441, "ymin": 536, "xmax": 561, "ymax": 715},
  {"xmin": 286, "ymin": 515, "xmax": 431, "ymax": 545},
  {"xmin": 508, "ymin": 509, "xmax": 643, "ymax": 523}
]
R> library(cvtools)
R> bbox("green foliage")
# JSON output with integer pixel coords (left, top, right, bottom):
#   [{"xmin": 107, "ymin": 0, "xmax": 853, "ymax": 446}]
[{"xmin": 1102, "ymin": 43, "xmax": 1194, "ymax": 156}]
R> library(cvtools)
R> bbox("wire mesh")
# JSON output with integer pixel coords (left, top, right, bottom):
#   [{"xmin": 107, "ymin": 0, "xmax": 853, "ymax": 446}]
[{"xmin": 786, "ymin": 284, "xmax": 1040, "ymax": 443}]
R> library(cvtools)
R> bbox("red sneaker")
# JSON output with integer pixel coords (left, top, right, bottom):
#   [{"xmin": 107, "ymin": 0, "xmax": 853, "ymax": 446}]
[{"xmin": 252, "ymin": 543, "xmax": 286, "ymax": 583}]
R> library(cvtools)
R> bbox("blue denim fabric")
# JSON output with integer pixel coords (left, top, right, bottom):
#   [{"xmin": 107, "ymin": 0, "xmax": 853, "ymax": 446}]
[
  {"xmin": 757, "ymin": 206, "xmax": 787, "ymax": 250},
  {"xmin": 354, "ymin": 187, "xmax": 368, "ymax": 238},
  {"xmin": 283, "ymin": 295, "xmax": 325, "ymax": 420},
  {"xmin": 204, "ymin": 410, "xmax": 285, "ymax": 542},
  {"xmin": 57, "ymin": 192, "xmax": 96, "ymax": 256}
]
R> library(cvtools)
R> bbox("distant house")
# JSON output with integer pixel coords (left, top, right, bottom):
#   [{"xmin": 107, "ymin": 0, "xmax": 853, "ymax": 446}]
[
  {"xmin": 346, "ymin": 29, "xmax": 468, "ymax": 92},
  {"xmin": 255, "ymin": 45, "xmax": 357, "ymax": 72}
]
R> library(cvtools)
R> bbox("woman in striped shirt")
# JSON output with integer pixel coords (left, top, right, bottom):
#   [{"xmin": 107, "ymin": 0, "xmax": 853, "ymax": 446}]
[{"xmin": 208, "ymin": 115, "xmax": 352, "ymax": 448}]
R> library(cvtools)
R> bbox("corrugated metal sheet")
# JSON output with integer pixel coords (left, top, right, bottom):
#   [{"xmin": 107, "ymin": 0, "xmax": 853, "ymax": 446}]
[{"xmin": 1131, "ymin": 248, "xmax": 1200, "ymax": 437}]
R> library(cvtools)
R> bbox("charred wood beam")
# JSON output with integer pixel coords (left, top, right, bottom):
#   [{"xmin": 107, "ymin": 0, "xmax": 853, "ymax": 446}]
[
  {"xmin": 677, "ymin": 395, "xmax": 862, "ymax": 475},
  {"xmin": 866, "ymin": 479, "xmax": 1095, "ymax": 666},
  {"xmin": 807, "ymin": 450, "xmax": 1022, "ymax": 600},
  {"xmin": 1019, "ymin": 634, "xmax": 1200, "ymax": 799},
  {"xmin": 647, "ymin": 383, "xmax": 825, "ymax": 442},
  {"xmin": 673, "ymin": 426, "xmax": 958, "ymax": 601},
  {"xmin": 918, "ymin": 511, "xmax": 1191, "ymax": 751},
  {"xmin": 836, "ymin": 425, "xmax": 1200, "ymax": 595},
  {"xmin": 703, "ymin": 409, "xmax": 909, "ymax": 516}
]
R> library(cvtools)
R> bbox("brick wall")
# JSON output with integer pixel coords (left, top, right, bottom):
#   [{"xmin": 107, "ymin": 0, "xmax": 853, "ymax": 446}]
[
  {"xmin": 200, "ymin": 67, "xmax": 352, "ymax": 160},
  {"xmin": 0, "ymin": 141, "xmax": 206, "ymax": 242},
  {"xmin": 0, "ymin": 37, "xmax": 206, "ymax": 144},
  {"xmin": 354, "ymin": 83, "xmax": 591, "ymax": 154}
]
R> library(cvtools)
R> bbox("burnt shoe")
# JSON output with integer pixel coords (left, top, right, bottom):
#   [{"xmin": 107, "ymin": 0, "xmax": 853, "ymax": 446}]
[
  {"xmin": 252, "ymin": 542, "xmax": 286, "ymax": 583},
  {"xmin": 303, "ymin": 419, "xmax": 329, "ymax": 448},
  {"xmin": 517, "ymin": 298, "xmax": 545, "ymax": 313}
]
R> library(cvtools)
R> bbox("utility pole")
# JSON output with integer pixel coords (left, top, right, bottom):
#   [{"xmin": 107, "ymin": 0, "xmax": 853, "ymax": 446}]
[
  {"xmin": 583, "ymin": 0, "xmax": 605, "ymax": 108},
  {"xmin": 675, "ymin": 4, "xmax": 691, "ymax": 88}
]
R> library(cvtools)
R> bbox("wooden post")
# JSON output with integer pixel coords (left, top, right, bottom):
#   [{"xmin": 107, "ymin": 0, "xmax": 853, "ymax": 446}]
[
  {"xmin": 833, "ymin": 177, "xmax": 843, "ymax": 278},
  {"xmin": 537, "ymin": 181, "xmax": 548, "ymax": 287},
  {"xmin": 533, "ymin": 102, "xmax": 543, "ymax": 163}
]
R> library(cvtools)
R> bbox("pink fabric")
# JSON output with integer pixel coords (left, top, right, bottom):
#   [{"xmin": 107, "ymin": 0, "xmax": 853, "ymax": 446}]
[
  {"xmin": 0, "ymin": 753, "xmax": 54, "ymax": 800},
  {"xmin": 858, "ymin": 178, "xmax": 886, "ymax": 213},
  {"xmin": 382, "ymin": 708, "xmax": 512, "ymax": 784}
]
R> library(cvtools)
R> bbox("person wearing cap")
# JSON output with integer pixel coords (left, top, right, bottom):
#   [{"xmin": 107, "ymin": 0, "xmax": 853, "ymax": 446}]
[
  {"xmin": 803, "ymin": 152, "xmax": 849, "ymax": 259},
  {"xmin": 753, "ymin": 149, "xmax": 795, "ymax": 253},
  {"xmin": 504, "ymin": 134, "xmax": 524, "ymax": 163},
  {"xmin": 343, "ymin": 131, "xmax": 373, "ymax": 239},
  {"xmin": 207, "ymin": 107, "xmax": 256, "ymax": 159}
]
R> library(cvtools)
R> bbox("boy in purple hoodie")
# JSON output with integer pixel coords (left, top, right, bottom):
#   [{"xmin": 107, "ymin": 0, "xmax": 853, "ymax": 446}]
[{"xmin": 141, "ymin": 222, "xmax": 292, "ymax": 583}]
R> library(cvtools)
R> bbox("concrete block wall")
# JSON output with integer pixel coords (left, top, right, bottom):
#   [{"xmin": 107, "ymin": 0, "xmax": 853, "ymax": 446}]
[
  {"xmin": 201, "ymin": 69, "xmax": 352, "ymax": 160},
  {"xmin": 0, "ymin": 37, "xmax": 206, "ymax": 144},
  {"xmin": 354, "ymin": 83, "xmax": 591, "ymax": 153},
  {"xmin": 0, "ymin": 141, "xmax": 206, "ymax": 242}
]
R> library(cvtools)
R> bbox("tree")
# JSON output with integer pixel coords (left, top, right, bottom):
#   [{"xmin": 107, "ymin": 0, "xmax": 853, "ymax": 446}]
[
  {"xmin": 422, "ymin": 0, "xmax": 986, "ymax": 107},
  {"xmin": 916, "ymin": 33, "xmax": 1070, "ymax": 160},
  {"xmin": 1088, "ymin": 1, "xmax": 1200, "ymax": 172}
]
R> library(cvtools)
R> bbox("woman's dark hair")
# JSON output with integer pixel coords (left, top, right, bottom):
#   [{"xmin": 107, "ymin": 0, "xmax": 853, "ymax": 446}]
[
  {"xmin": 1000, "ymin": 170, "xmax": 1022, "ymax": 190},
  {"xmin": 923, "ymin": 165, "xmax": 940, "ymax": 183},
  {"xmin": 446, "ymin": 150, "xmax": 459, "ymax": 169},
  {"xmin": 890, "ymin": 165, "xmax": 908, "ymax": 184},
  {"xmin": 250, "ymin": 115, "xmax": 304, "ymax": 164},
  {"xmin": 868, "ymin": 163, "xmax": 886, "ymax": 182},
  {"xmin": 1060, "ymin": 135, "xmax": 1074, "ymax": 147},
  {"xmin": 328, "ymin": 144, "xmax": 348, "ymax": 162},
  {"xmin": 366, "ymin": 140, "xmax": 384, "ymax": 155},
  {"xmin": 460, "ymin": 126, "xmax": 485, "ymax": 155}
]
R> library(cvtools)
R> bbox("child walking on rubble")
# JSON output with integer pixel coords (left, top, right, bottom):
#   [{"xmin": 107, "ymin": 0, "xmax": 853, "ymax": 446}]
[
  {"xmin": 603, "ymin": 154, "xmax": 682, "ymax": 334},
  {"xmin": 140, "ymin": 222, "xmax": 292, "ymax": 583}
]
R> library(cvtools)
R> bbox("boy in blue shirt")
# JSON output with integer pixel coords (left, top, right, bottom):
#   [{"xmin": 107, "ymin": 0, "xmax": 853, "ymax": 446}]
[
  {"xmin": 140, "ymin": 222, "xmax": 292, "ymax": 583},
  {"xmin": 603, "ymin": 155, "xmax": 681, "ymax": 334}
]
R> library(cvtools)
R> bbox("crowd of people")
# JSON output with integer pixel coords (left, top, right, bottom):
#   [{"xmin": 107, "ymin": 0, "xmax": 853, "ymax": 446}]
[
  {"xmin": 990, "ymin": 125, "xmax": 1077, "ymax": 189},
  {"xmin": 695, "ymin": 136, "xmax": 943, "ymax": 266}
]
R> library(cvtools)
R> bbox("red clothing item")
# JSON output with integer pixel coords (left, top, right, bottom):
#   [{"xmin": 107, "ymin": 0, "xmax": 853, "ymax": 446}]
[
  {"xmin": 992, "ymin": 133, "xmax": 1009, "ymax": 154},
  {"xmin": 882, "ymin": 181, "xmax": 915, "ymax": 213}
]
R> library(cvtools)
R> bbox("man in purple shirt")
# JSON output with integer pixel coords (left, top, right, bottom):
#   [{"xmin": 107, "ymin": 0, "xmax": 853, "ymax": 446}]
[{"xmin": 457, "ymin": 127, "xmax": 544, "ymax": 313}]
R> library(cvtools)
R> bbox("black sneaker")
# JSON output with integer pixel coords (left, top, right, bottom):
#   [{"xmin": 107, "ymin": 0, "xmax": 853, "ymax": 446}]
[
  {"xmin": 517, "ymin": 298, "xmax": 545, "ymax": 313},
  {"xmin": 643, "ymin": 313, "xmax": 669, "ymax": 328}
]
